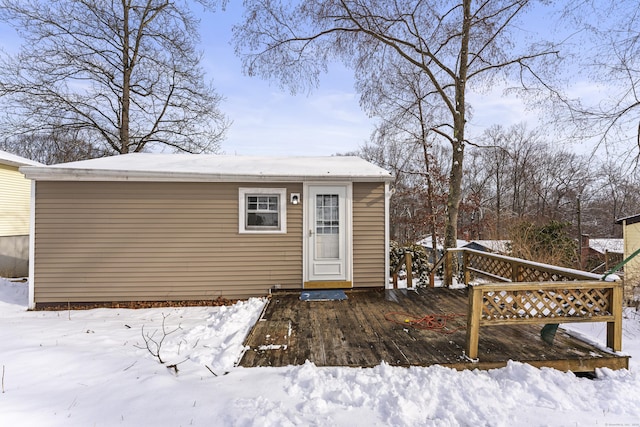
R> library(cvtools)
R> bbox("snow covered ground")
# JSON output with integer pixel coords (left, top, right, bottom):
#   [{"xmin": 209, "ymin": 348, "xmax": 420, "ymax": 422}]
[{"xmin": 1, "ymin": 278, "xmax": 639, "ymax": 426}]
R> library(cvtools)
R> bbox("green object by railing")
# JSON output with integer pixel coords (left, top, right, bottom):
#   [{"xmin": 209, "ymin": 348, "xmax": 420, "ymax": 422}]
[
  {"xmin": 540, "ymin": 323, "xmax": 559, "ymax": 345},
  {"xmin": 602, "ymin": 246, "xmax": 640, "ymax": 281},
  {"xmin": 541, "ymin": 247, "xmax": 636, "ymax": 345}
]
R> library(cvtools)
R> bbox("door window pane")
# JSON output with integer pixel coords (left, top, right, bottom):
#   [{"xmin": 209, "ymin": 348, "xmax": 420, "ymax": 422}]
[
  {"xmin": 315, "ymin": 194, "xmax": 339, "ymax": 258},
  {"xmin": 316, "ymin": 194, "xmax": 339, "ymax": 235}
]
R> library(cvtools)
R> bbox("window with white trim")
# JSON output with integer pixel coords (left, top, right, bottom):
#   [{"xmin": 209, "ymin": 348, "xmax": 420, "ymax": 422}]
[{"xmin": 239, "ymin": 188, "xmax": 287, "ymax": 233}]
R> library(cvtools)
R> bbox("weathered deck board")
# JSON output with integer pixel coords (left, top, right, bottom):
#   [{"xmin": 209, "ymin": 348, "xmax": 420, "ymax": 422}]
[{"xmin": 239, "ymin": 288, "xmax": 629, "ymax": 372}]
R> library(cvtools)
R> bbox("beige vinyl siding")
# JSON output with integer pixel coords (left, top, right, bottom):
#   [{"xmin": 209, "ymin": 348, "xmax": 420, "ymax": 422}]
[
  {"xmin": 624, "ymin": 222, "xmax": 640, "ymax": 294},
  {"xmin": 0, "ymin": 164, "xmax": 31, "ymax": 236},
  {"xmin": 34, "ymin": 181, "xmax": 303, "ymax": 304},
  {"xmin": 352, "ymin": 182, "xmax": 386, "ymax": 287}
]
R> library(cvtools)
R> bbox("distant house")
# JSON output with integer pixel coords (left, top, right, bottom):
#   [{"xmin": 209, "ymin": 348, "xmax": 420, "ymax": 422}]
[
  {"xmin": 615, "ymin": 214, "xmax": 640, "ymax": 303},
  {"xmin": 418, "ymin": 236, "xmax": 510, "ymax": 255},
  {"xmin": 579, "ymin": 234, "xmax": 623, "ymax": 273},
  {"xmin": 465, "ymin": 240, "xmax": 511, "ymax": 255},
  {"xmin": 20, "ymin": 154, "xmax": 393, "ymax": 309},
  {"xmin": 0, "ymin": 150, "xmax": 41, "ymax": 277},
  {"xmin": 588, "ymin": 238, "xmax": 624, "ymax": 255}
]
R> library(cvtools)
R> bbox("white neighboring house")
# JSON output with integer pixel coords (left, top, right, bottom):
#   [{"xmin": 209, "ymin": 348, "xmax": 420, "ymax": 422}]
[{"xmin": 0, "ymin": 150, "xmax": 42, "ymax": 277}]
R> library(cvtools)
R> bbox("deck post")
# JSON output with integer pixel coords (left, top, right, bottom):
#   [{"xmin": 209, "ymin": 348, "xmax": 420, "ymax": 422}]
[
  {"xmin": 405, "ymin": 252, "xmax": 413, "ymax": 288},
  {"xmin": 607, "ymin": 283, "xmax": 623, "ymax": 352},
  {"xmin": 511, "ymin": 260, "xmax": 521, "ymax": 282},
  {"xmin": 465, "ymin": 284, "xmax": 482, "ymax": 360}
]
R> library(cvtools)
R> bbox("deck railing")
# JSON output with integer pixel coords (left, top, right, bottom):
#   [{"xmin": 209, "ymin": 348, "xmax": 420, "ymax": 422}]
[
  {"xmin": 448, "ymin": 248, "xmax": 603, "ymax": 285},
  {"xmin": 444, "ymin": 248, "xmax": 623, "ymax": 360},
  {"xmin": 465, "ymin": 280, "xmax": 623, "ymax": 359},
  {"xmin": 391, "ymin": 251, "xmax": 413, "ymax": 288}
]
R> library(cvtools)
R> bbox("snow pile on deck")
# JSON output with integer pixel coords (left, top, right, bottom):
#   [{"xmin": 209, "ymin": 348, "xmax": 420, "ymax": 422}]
[{"xmin": 1, "ymin": 278, "xmax": 640, "ymax": 426}]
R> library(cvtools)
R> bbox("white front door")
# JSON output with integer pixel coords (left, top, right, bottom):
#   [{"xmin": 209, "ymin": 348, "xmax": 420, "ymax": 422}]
[{"xmin": 305, "ymin": 184, "xmax": 351, "ymax": 284}]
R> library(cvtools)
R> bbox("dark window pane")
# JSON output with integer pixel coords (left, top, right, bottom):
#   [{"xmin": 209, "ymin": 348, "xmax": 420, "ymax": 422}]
[{"xmin": 245, "ymin": 192, "xmax": 281, "ymax": 229}]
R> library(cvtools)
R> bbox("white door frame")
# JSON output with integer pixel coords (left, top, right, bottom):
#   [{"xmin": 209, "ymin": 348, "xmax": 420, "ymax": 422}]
[{"xmin": 303, "ymin": 182, "xmax": 353, "ymax": 285}]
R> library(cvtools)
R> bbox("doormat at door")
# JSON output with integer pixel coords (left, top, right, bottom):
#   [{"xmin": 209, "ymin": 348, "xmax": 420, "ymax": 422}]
[{"xmin": 300, "ymin": 290, "xmax": 348, "ymax": 301}]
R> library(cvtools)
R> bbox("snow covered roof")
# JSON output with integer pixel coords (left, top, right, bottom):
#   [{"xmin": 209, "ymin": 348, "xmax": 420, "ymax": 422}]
[
  {"xmin": 470, "ymin": 240, "xmax": 511, "ymax": 254},
  {"xmin": 0, "ymin": 149, "xmax": 42, "ymax": 167},
  {"xmin": 416, "ymin": 236, "xmax": 467, "ymax": 250},
  {"xmin": 589, "ymin": 238, "xmax": 623, "ymax": 254},
  {"xmin": 417, "ymin": 236, "xmax": 510, "ymax": 253},
  {"xmin": 20, "ymin": 153, "xmax": 393, "ymax": 182}
]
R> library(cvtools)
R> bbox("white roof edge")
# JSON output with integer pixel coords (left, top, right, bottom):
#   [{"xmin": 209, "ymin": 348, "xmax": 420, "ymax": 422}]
[
  {"xmin": 19, "ymin": 153, "xmax": 394, "ymax": 182},
  {"xmin": 0, "ymin": 150, "xmax": 42, "ymax": 167},
  {"xmin": 19, "ymin": 166, "xmax": 394, "ymax": 183}
]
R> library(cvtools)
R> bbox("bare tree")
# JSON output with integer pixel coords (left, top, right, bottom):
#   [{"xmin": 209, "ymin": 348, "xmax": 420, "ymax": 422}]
[
  {"xmin": 478, "ymin": 125, "xmax": 511, "ymax": 238},
  {"xmin": 588, "ymin": 161, "xmax": 640, "ymax": 236},
  {"xmin": 460, "ymin": 147, "xmax": 493, "ymax": 240},
  {"xmin": 233, "ymin": 0, "xmax": 561, "ymax": 256},
  {"xmin": 558, "ymin": 1, "xmax": 640, "ymax": 161},
  {"xmin": 0, "ymin": 0, "xmax": 230, "ymax": 156}
]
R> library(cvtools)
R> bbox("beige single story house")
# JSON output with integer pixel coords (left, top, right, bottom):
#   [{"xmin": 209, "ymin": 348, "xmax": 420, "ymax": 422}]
[
  {"xmin": 20, "ymin": 154, "xmax": 393, "ymax": 309},
  {"xmin": 0, "ymin": 150, "xmax": 42, "ymax": 277}
]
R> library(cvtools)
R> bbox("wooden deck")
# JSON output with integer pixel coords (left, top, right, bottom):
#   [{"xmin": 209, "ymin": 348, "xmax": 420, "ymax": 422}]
[{"xmin": 239, "ymin": 288, "xmax": 629, "ymax": 372}]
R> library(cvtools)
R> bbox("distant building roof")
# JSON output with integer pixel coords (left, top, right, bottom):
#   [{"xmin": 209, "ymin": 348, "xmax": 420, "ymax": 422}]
[
  {"xmin": 616, "ymin": 214, "xmax": 640, "ymax": 226},
  {"xmin": 416, "ymin": 236, "xmax": 465, "ymax": 250},
  {"xmin": 589, "ymin": 238, "xmax": 623, "ymax": 254},
  {"xmin": 471, "ymin": 240, "xmax": 511, "ymax": 254},
  {"xmin": 417, "ymin": 236, "xmax": 510, "ymax": 254},
  {"xmin": 0, "ymin": 150, "xmax": 42, "ymax": 167},
  {"xmin": 20, "ymin": 153, "xmax": 393, "ymax": 182}
]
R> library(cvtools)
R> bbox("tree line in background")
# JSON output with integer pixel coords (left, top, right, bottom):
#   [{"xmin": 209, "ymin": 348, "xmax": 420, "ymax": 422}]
[{"xmin": 357, "ymin": 122, "xmax": 640, "ymax": 268}]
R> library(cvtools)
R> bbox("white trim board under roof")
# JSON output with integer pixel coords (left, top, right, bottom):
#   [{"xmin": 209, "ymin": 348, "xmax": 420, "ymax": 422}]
[{"xmin": 20, "ymin": 153, "xmax": 393, "ymax": 182}]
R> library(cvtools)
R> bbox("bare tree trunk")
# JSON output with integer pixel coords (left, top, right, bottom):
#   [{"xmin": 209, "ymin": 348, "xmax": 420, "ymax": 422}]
[
  {"xmin": 445, "ymin": 0, "xmax": 471, "ymax": 248},
  {"xmin": 425, "ymin": 148, "xmax": 437, "ymax": 258},
  {"xmin": 445, "ymin": 142, "xmax": 465, "ymax": 249},
  {"xmin": 443, "ymin": 0, "xmax": 471, "ymax": 285}
]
